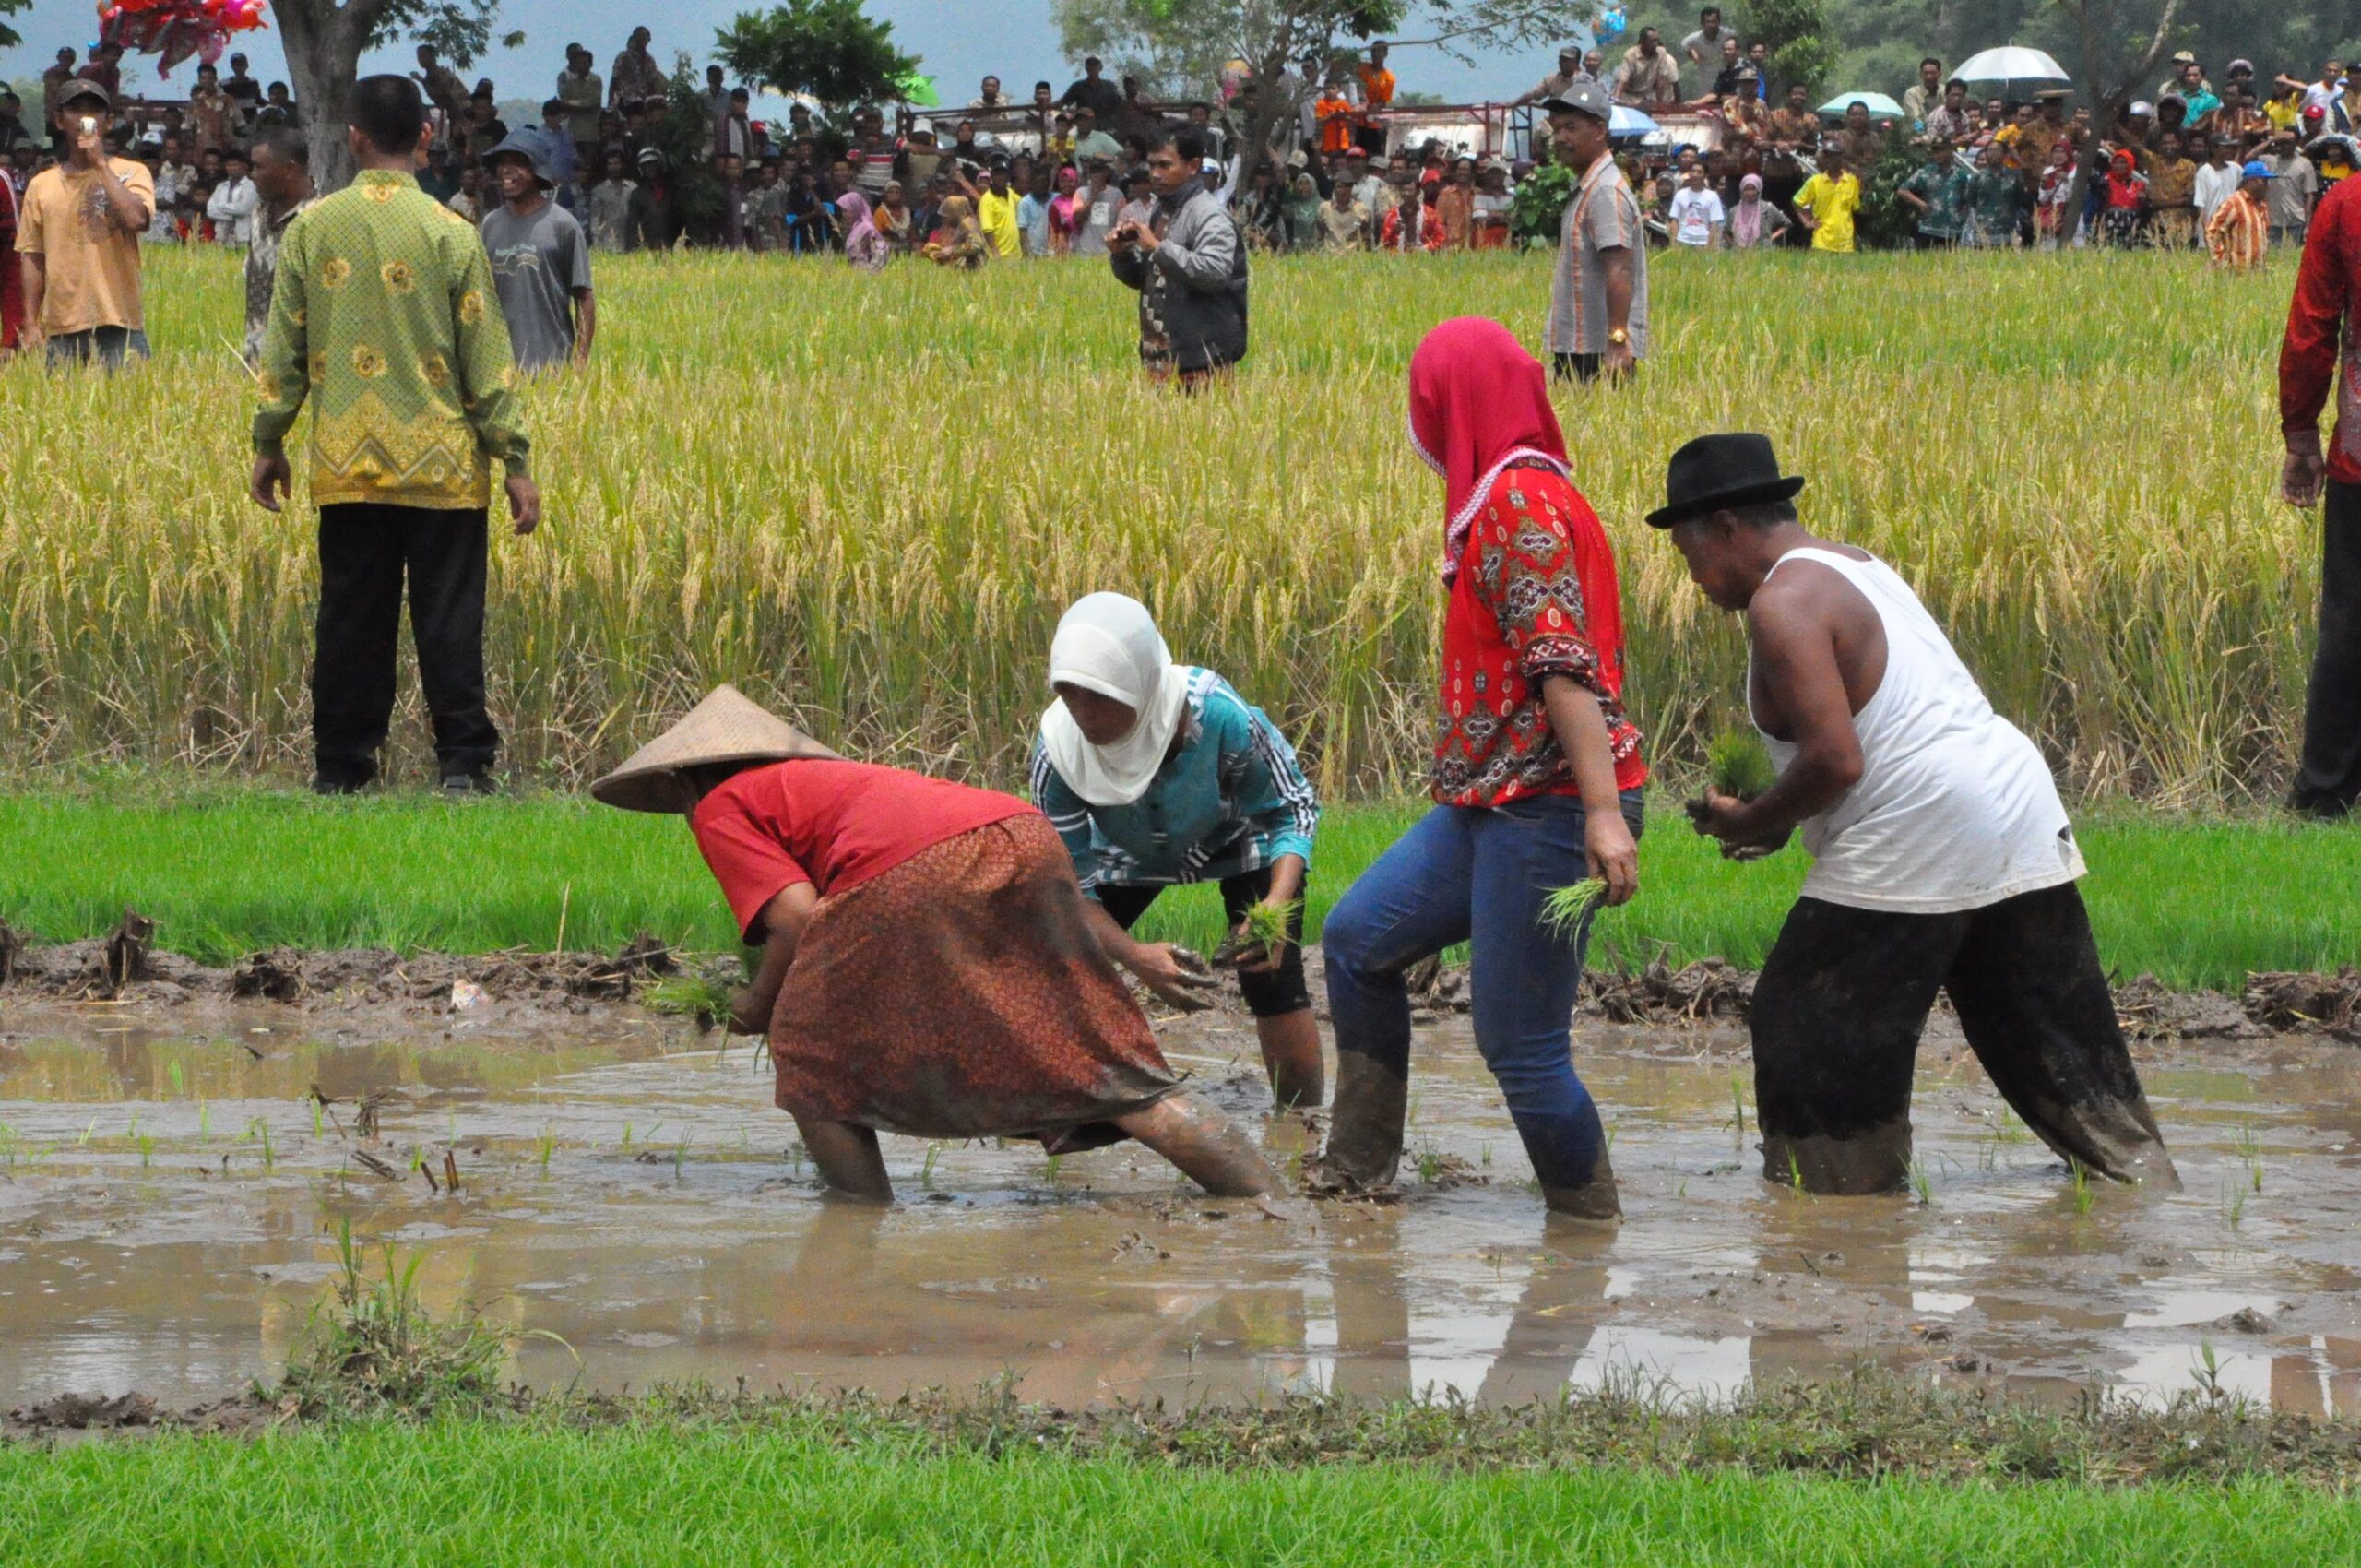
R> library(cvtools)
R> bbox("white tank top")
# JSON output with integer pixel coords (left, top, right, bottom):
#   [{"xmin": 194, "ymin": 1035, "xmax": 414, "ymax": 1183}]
[{"xmin": 1752, "ymin": 547, "xmax": 2085, "ymax": 914}]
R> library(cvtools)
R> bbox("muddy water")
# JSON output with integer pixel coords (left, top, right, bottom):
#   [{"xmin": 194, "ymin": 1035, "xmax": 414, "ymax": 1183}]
[{"xmin": 5, "ymin": 1001, "xmax": 2360, "ymax": 1413}]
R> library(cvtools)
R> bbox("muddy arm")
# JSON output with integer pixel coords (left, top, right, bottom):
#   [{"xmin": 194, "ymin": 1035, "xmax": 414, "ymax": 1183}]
[{"xmin": 729, "ymin": 884, "xmax": 819, "ymax": 1034}]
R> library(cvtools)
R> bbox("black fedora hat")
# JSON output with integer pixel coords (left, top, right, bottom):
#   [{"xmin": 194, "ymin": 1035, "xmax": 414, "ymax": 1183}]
[{"xmin": 1645, "ymin": 433, "xmax": 1806, "ymax": 529}]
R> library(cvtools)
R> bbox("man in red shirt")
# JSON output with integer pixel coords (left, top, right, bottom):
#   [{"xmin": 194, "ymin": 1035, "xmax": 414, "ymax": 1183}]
[
  {"xmin": 1316, "ymin": 319, "xmax": 1643, "ymax": 1222},
  {"xmin": 2280, "ymin": 170, "xmax": 2361, "ymax": 814}
]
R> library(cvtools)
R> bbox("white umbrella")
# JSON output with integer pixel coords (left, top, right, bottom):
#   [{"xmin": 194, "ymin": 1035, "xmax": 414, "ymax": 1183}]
[{"xmin": 1952, "ymin": 46, "xmax": 2070, "ymax": 87}]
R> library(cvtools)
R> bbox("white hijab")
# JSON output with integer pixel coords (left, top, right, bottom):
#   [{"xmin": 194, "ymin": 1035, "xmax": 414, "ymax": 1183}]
[{"xmin": 1039, "ymin": 592, "xmax": 1192, "ymax": 807}]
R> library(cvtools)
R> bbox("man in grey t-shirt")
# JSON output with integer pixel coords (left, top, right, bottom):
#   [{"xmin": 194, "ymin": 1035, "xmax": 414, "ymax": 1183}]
[
  {"xmin": 1539, "ymin": 84, "xmax": 1647, "ymax": 384},
  {"xmin": 481, "ymin": 131, "xmax": 595, "ymax": 372}
]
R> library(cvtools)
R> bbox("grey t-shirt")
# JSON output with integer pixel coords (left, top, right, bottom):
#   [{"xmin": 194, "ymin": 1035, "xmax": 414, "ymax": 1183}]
[{"xmin": 479, "ymin": 199, "xmax": 592, "ymax": 371}]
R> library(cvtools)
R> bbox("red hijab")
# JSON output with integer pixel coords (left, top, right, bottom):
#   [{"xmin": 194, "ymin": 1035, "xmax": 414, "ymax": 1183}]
[{"xmin": 1407, "ymin": 317, "xmax": 1572, "ymax": 584}]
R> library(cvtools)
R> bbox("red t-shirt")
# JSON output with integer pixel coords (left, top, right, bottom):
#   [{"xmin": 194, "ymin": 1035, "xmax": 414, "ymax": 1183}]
[
  {"xmin": 1432, "ymin": 461, "xmax": 1648, "ymax": 808},
  {"xmin": 692, "ymin": 760, "xmax": 1033, "ymax": 940}
]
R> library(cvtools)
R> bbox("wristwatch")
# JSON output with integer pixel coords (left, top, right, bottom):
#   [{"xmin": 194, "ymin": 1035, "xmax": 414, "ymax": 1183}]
[{"xmin": 1608, "ymin": 327, "xmax": 1630, "ymax": 346}]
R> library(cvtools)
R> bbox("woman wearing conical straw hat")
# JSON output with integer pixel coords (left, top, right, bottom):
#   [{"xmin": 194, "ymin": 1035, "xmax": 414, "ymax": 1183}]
[{"xmin": 591, "ymin": 685, "xmax": 1274, "ymax": 1202}]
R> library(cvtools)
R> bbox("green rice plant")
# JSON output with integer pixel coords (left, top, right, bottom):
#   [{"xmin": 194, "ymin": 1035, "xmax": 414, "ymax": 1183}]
[
  {"xmin": 919, "ymin": 1143, "xmax": 942, "ymax": 1187},
  {"xmin": 1786, "ymin": 1147, "xmax": 1805, "ymax": 1193},
  {"xmin": 2225, "ymin": 1180, "xmax": 2248, "ymax": 1229},
  {"xmin": 1540, "ymin": 880, "xmax": 1608, "ymax": 941},
  {"xmin": 2070, "ymin": 1159, "xmax": 2094, "ymax": 1217},
  {"xmin": 1907, "ymin": 1160, "xmax": 1935, "ymax": 1207},
  {"xmin": 1706, "ymin": 730, "xmax": 1778, "ymax": 801},
  {"xmin": 166, "ymin": 1059, "xmax": 185, "ymax": 1098},
  {"xmin": 535, "ymin": 1128, "xmax": 555, "ymax": 1174},
  {"xmin": 277, "ymin": 1218, "xmax": 574, "ymax": 1417},
  {"xmin": 1043, "ymin": 1153, "xmax": 1063, "ymax": 1182},
  {"xmin": 2234, "ymin": 1123, "xmax": 2264, "ymax": 1193},
  {"xmin": 137, "ymin": 1133, "xmax": 154, "ymax": 1169}
]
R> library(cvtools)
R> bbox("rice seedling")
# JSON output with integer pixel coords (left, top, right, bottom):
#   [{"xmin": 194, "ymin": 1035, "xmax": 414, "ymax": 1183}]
[
  {"xmin": 643, "ymin": 974, "xmax": 735, "ymax": 1029},
  {"xmin": 2234, "ymin": 1124, "xmax": 2264, "ymax": 1193},
  {"xmin": 1540, "ymin": 880, "xmax": 1608, "ymax": 941},
  {"xmin": 1705, "ymin": 730, "xmax": 1778, "ymax": 802},
  {"xmin": 2225, "ymin": 1180, "xmax": 2248, "ymax": 1230},
  {"xmin": 1907, "ymin": 1160, "xmax": 1935, "ymax": 1208},
  {"xmin": 137, "ymin": 1133, "xmax": 155, "ymax": 1169},
  {"xmin": 1786, "ymin": 1147, "xmax": 1805, "ymax": 1193},
  {"xmin": 166, "ymin": 1059, "xmax": 185, "ymax": 1098},
  {"xmin": 2070, "ymin": 1159, "xmax": 2094, "ymax": 1217},
  {"xmin": 919, "ymin": 1143, "xmax": 942, "ymax": 1187},
  {"xmin": 1044, "ymin": 1153, "xmax": 1064, "ymax": 1182},
  {"xmin": 0, "ymin": 250, "xmax": 2313, "ymax": 811},
  {"xmin": 1217, "ymin": 898, "xmax": 1302, "ymax": 967},
  {"xmin": 536, "ymin": 1127, "xmax": 556, "ymax": 1174},
  {"xmin": 672, "ymin": 1136, "xmax": 690, "ymax": 1177}
]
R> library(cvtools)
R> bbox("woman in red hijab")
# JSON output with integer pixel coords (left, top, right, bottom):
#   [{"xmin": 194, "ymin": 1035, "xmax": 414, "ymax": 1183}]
[{"xmin": 1313, "ymin": 318, "xmax": 1645, "ymax": 1221}]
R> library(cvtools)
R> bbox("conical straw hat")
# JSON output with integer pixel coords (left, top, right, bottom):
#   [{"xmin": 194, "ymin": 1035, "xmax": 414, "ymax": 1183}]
[{"xmin": 589, "ymin": 684, "xmax": 836, "ymax": 813}]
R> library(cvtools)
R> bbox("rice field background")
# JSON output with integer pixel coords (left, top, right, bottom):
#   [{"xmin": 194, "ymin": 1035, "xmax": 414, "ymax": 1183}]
[{"xmin": 0, "ymin": 245, "xmax": 2310, "ymax": 806}]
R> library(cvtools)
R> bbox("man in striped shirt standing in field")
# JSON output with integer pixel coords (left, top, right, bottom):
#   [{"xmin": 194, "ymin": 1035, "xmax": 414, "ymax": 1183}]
[
  {"xmin": 2281, "ymin": 160, "xmax": 2361, "ymax": 815},
  {"xmin": 1541, "ymin": 82, "xmax": 1646, "ymax": 385},
  {"xmin": 2204, "ymin": 160, "xmax": 2272, "ymax": 270}
]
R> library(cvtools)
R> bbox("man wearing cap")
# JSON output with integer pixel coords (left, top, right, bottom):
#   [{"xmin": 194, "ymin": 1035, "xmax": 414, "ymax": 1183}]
[
  {"xmin": 16, "ymin": 78, "xmax": 153, "ymax": 368},
  {"xmin": 481, "ymin": 130, "xmax": 594, "ymax": 372},
  {"xmin": 1651, "ymin": 433, "xmax": 2179, "ymax": 1197},
  {"xmin": 2280, "ymin": 144, "xmax": 2361, "ymax": 816},
  {"xmin": 1516, "ymin": 47, "xmax": 1591, "ymax": 107},
  {"xmin": 248, "ymin": 75, "xmax": 537, "ymax": 796},
  {"xmin": 2203, "ymin": 159, "xmax": 2271, "ymax": 270},
  {"xmin": 1540, "ymin": 83, "xmax": 1644, "ymax": 385}
]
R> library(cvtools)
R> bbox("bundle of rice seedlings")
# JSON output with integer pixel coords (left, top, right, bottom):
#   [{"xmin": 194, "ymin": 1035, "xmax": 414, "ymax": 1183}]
[
  {"xmin": 1707, "ymin": 730, "xmax": 1778, "ymax": 801},
  {"xmin": 1215, "ymin": 899, "xmax": 1303, "ymax": 968},
  {"xmin": 641, "ymin": 973, "xmax": 736, "ymax": 1030},
  {"xmin": 1539, "ymin": 879, "xmax": 1608, "ymax": 941}
]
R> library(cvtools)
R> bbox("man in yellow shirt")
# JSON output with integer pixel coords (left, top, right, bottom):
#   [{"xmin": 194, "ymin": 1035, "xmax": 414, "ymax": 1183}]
[
  {"xmin": 976, "ymin": 160, "xmax": 1023, "ymax": 257},
  {"xmin": 1794, "ymin": 146, "xmax": 1862, "ymax": 252},
  {"xmin": 16, "ymin": 79, "xmax": 153, "ymax": 367}
]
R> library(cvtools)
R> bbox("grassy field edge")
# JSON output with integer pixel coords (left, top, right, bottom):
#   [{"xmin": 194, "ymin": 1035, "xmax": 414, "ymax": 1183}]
[
  {"xmin": 4, "ymin": 1416, "xmax": 2358, "ymax": 1566},
  {"xmin": 5, "ymin": 784, "xmax": 2356, "ymax": 990}
]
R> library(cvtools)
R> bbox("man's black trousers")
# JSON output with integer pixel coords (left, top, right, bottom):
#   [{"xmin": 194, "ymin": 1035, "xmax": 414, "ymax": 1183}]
[
  {"xmin": 2295, "ymin": 479, "xmax": 2361, "ymax": 815},
  {"xmin": 312, "ymin": 503, "xmax": 498, "ymax": 787}
]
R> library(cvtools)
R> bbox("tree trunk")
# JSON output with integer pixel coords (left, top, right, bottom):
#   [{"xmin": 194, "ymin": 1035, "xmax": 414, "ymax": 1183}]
[
  {"xmin": 277, "ymin": 0, "xmax": 385, "ymax": 193},
  {"xmin": 2059, "ymin": 0, "xmax": 2185, "ymax": 243}
]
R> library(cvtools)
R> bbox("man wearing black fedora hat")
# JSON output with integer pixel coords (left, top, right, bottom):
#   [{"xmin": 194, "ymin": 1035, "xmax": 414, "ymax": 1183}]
[{"xmin": 1648, "ymin": 434, "xmax": 2178, "ymax": 1198}]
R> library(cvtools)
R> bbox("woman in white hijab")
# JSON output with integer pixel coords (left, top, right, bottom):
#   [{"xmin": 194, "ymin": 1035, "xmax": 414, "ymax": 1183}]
[{"xmin": 1032, "ymin": 592, "xmax": 1327, "ymax": 1108}]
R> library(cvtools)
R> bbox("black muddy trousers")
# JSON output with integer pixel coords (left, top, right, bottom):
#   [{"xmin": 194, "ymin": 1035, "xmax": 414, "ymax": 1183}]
[
  {"xmin": 1750, "ymin": 882, "xmax": 2178, "ymax": 1195},
  {"xmin": 311, "ymin": 504, "xmax": 499, "ymax": 787}
]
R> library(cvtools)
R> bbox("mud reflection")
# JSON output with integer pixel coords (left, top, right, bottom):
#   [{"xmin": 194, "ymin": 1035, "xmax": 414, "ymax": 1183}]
[{"xmin": 4, "ymin": 1004, "xmax": 2360, "ymax": 1411}]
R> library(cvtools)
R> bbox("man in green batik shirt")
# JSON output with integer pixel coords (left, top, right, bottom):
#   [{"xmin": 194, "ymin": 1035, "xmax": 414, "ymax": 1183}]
[
  {"xmin": 1895, "ymin": 140, "xmax": 1968, "ymax": 246},
  {"xmin": 1961, "ymin": 141, "xmax": 2026, "ymax": 248},
  {"xmin": 247, "ymin": 74, "xmax": 540, "ymax": 797}
]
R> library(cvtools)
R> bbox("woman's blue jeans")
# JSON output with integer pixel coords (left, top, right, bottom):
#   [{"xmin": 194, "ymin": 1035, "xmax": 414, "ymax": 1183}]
[{"xmin": 1322, "ymin": 790, "xmax": 1644, "ymax": 1190}]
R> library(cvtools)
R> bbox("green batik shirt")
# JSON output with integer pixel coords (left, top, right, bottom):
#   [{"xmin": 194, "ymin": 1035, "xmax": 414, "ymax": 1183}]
[{"xmin": 252, "ymin": 170, "xmax": 530, "ymax": 510}]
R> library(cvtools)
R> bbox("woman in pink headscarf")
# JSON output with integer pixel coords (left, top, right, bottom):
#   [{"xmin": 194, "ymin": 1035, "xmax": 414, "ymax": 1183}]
[
  {"xmin": 836, "ymin": 189, "xmax": 888, "ymax": 272},
  {"xmin": 1312, "ymin": 317, "xmax": 1646, "ymax": 1222}
]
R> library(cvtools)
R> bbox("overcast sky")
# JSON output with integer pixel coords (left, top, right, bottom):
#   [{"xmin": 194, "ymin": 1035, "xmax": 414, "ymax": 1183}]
[{"xmin": 6, "ymin": 0, "xmax": 1568, "ymax": 104}]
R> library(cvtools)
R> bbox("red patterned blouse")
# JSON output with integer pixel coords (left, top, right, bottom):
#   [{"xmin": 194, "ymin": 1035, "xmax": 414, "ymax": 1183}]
[{"xmin": 1431, "ymin": 460, "xmax": 1647, "ymax": 807}]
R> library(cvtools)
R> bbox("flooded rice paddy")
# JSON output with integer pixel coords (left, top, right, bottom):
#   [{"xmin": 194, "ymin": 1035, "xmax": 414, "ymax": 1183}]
[{"xmin": 4, "ymin": 998, "xmax": 2359, "ymax": 1414}]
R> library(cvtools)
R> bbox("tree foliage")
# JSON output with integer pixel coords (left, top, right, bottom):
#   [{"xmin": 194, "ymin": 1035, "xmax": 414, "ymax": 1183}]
[
  {"xmin": 715, "ymin": 0, "xmax": 919, "ymax": 110},
  {"xmin": 366, "ymin": 0, "xmax": 505, "ymax": 68},
  {"xmin": 1744, "ymin": 0, "xmax": 1839, "ymax": 97},
  {"xmin": 0, "ymin": 0, "xmax": 30, "ymax": 53}
]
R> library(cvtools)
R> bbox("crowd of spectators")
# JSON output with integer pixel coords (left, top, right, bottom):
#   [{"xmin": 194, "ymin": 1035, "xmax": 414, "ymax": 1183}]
[{"xmin": 6, "ymin": 17, "xmax": 2361, "ymax": 275}]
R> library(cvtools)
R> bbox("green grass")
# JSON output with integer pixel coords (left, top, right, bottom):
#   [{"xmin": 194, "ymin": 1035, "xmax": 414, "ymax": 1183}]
[
  {"xmin": 1, "ymin": 783, "xmax": 2354, "ymax": 990},
  {"xmin": 1, "ymin": 1422, "xmax": 2355, "ymax": 1565}
]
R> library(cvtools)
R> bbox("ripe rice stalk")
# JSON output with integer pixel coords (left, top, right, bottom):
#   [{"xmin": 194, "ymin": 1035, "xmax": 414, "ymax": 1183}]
[{"xmin": 0, "ymin": 248, "xmax": 2311, "ymax": 808}]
